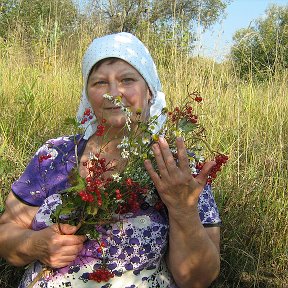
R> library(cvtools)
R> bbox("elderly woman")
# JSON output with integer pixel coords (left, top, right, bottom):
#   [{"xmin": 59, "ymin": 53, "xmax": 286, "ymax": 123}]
[{"xmin": 0, "ymin": 32, "xmax": 221, "ymax": 288}]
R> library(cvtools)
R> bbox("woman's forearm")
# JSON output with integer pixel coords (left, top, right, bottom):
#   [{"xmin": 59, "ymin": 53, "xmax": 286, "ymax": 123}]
[
  {"xmin": 0, "ymin": 193, "xmax": 40, "ymax": 266},
  {"xmin": 167, "ymin": 208, "xmax": 220, "ymax": 288},
  {"xmin": 0, "ymin": 222, "xmax": 36, "ymax": 266}
]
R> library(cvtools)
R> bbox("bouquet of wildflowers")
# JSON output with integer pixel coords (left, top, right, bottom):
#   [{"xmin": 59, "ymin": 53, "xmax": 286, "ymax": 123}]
[
  {"xmin": 51, "ymin": 91, "xmax": 227, "ymax": 238},
  {"xmin": 48, "ymin": 91, "xmax": 228, "ymax": 282}
]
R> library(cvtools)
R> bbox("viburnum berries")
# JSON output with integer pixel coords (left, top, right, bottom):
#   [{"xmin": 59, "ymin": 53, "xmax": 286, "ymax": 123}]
[
  {"xmin": 208, "ymin": 154, "xmax": 229, "ymax": 183},
  {"xmin": 88, "ymin": 267, "xmax": 114, "ymax": 282},
  {"xmin": 194, "ymin": 96, "xmax": 203, "ymax": 103},
  {"xmin": 189, "ymin": 91, "xmax": 203, "ymax": 103},
  {"xmin": 194, "ymin": 154, "xmax": 229, "ymax": 184},
  {"xmin": 78, "ymin": 190, "xmax": 94, "ymax": 202},
  {"xmin": 115, "ymin": 189, "xmax": 122, "ymax": 200},
  {"xmin": 168, "ymin": 103, "xmax": 199, "ymax": 124},
  {"xmin": 96, "ymin": 124, "xmax": 105, "ymax": 136}
]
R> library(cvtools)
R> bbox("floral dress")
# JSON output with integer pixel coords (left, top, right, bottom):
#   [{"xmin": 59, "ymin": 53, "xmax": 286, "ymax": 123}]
[{"xmin": 12, "ymin": 135, "xmax": 222, "ymax": 288}]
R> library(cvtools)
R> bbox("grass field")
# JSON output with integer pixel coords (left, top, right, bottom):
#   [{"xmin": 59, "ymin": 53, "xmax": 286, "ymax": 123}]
[{"xmin": 0, "ymin": 31, "xmax": 287, "ymax": 287}]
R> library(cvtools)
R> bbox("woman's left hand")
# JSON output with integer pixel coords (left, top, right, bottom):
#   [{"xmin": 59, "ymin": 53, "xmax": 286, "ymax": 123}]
[{"xmin": 144, "ymin": 137, "xmax": 215, "ymax": 213}]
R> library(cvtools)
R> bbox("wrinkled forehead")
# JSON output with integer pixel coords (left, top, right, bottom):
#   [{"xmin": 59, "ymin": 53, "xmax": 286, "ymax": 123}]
[{"xmin": 88, "ymin": 57, "xmax": 147, "ymax": 84}]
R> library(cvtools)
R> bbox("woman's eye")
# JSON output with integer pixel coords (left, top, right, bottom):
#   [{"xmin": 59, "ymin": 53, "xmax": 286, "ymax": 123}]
[
  {"xmin": 94, "ymin": 81, "xmax": 107, "ymax": 86},
  {"xmin": 121, "ymin": 78, "xmax": 134, "ymax": 84}
]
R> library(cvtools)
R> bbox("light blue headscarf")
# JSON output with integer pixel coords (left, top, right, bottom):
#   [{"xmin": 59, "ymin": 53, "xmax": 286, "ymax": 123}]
[{"xmin": 77, "ymin": 32, "xmax": 166, "ymax": 140}]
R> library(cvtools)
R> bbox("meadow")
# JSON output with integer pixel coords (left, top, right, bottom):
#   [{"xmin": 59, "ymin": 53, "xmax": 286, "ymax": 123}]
[{"xmin": 0, "ymin": 28, "xmax": 287, "ymax": 287}]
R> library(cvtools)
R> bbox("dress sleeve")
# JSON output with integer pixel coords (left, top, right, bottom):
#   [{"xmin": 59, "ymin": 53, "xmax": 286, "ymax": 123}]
[
  {"xmin": 11, "ymin": 136, "xmax": 80, "ymax": 207},
  {"xmin": 198, "ymin": 184, "xmax": 222, "ymax": 226},
  {"xmin": 11, "ymin": 144, "xmax": 51, "ymax": 206}
]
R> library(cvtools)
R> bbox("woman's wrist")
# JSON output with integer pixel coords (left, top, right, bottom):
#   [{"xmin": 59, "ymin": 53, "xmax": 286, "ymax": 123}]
[
  {"xmin": 11, "ymin": 228, "xmax": 40, "ymax": 266},
  {"xmin": 167, "ymin": 204, "xmax": 200, "ymax": 224}
]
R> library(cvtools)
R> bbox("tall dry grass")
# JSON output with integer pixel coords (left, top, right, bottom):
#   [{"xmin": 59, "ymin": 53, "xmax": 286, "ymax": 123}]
[{"xmin": 0, "ymin": 27, "xmax": 287, "ymax": 288}]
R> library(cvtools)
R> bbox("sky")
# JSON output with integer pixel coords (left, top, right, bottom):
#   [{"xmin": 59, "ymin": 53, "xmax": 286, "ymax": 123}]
[{"xmin": 193, "ymin": 0, "xmax": 288, "ymax": 62}]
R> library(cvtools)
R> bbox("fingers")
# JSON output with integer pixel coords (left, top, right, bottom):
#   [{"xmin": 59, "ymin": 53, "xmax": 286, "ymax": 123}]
[
  {"xmin": 59, "ymin": 234, "xmax": 87, "ymax": 247},
  {"xmin": 151, "ymin": 143, "xmax": 170, "ymax": 178},
  {"xmin": 52, "ymin": 223, "xmax": 78, "ymax": 235},
  {"xmin": 156, "ymin": 137, "xmax": 178, "ymax": 174},
  {"xmin": 175, "ymin": 137, "xmax": 190, "ymax": 170},
  {"xmin": 145, "ymin": 136, "xmax": 191, "ymax": 178},
  {"xmin": 144, "ymin": 159, "xmax": 161, "ymax": 188},
  {"xmin": 51, "ymin": 223, "xmax": 86, "ymax": 239},
  {"xmin": 37, "ymin": 226, "xmax": 86, "ymax": 268},
  {"xmin": 157, "ymin": 137, "xmax": 190, "ymax": 172},
  {"xmin": 53, "ymin": 234, "xmax": 86, "ymax": 248},
  {"xmin": 43, "ymin": 243, "xmax": 84, "ymax": 268},
  {"xmin": 53, "ymin": 242, "xmax": 84, "ymax": 258}
]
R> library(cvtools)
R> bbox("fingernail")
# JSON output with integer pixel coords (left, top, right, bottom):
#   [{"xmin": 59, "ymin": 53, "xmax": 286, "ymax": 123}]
[{"xmin": 158, "ymin": 137, "xmax": 164, "ymax": 143}]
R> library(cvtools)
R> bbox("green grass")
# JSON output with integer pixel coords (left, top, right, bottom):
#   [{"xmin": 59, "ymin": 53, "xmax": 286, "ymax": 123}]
[{"xmin": 0, "ymin": 30, "xmax": 287, "ymax": 287}]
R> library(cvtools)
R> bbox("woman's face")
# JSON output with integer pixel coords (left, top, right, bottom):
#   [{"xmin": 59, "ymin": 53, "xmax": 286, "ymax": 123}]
[{"xmin": 87, "ymin": 59, "xmax": 152, "ymax": 130}]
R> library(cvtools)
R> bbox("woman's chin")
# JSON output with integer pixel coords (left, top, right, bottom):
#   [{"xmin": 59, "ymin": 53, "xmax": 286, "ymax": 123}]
[{"xmin": 105, "ymin": 117, "xmax": 127, "ymax": 130}]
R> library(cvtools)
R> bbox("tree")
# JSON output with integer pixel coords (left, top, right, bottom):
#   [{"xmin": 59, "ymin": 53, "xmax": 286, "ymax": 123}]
[
  {"xmin": 87, "ymin": 0, "xmax": 229, "ymax": 34},
  {"xmin": 230, "ymin": 4, "xmax": 288, "ymax": 80},
  {"xmin": 0, "ymin": 0, "xmax": 80, "ymax": 41}
]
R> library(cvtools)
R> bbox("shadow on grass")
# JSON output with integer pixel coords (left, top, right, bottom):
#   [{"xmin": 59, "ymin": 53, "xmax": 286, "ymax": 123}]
[
  {"xmin": 210, "ymin": 270, "xmax": 288, "ymax": 288},
  {"xmin": 0, "ymin": 259, "xmax": 24, "ymax": 288},
  {"xmin": 0, "ymin": 258, "xmax": 287, "ymax": 288}
]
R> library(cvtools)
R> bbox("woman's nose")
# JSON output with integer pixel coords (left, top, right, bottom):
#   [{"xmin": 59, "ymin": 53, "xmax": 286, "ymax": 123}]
[{"xmin": 109, "ymin": 82, "xmax": 122, "ymax": 97}]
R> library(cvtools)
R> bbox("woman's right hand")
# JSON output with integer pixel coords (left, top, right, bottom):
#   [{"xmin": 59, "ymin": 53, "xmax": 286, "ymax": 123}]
[
  {"xmin": 30, "ymin": 223, "xmax": 87, "ymax": 268},
  {"xmin": 0, "ymin": 192, "xmax": 86, "ymax": 268}
]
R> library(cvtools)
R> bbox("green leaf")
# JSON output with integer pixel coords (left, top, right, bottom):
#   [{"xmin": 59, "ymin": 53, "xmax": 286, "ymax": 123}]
[
  {"xmin": 62, "ymin": 168, "xmax": 86, "ymax": 193},
  {"xmin": 59, "ymin": 205, "xmax": 75, "ymax": 216},
  {"xmin": 86, "ymin": 205, "xmax": 99, "ymax": 216},
  {"xmin": 64, "ymin": 117, "xmax": 79, "ymax": 127},
  {"xmin": 179, "ymin": 118, "xmax": 198, "ymax": 132}
]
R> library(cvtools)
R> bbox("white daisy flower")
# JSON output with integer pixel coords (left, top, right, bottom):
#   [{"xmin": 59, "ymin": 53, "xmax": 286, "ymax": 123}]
[
  {"xmin": 198, "ymin": 156, "xmax": 205, "ymax": 162},
  {"xmin": 131, "ymin": 147, "xmax": 139, "ymax": 156},
  {"xmin": 111, "ymin": 173, "xmax": 122, "ymax": 182},
  {"xmin": 121, "ymin": 149, "xmax": 130, "ymax": 159},
  {"xmin": 103, "ymin": 93, "xmax": 114, "ymax": 100},
  {"xmin": 190, "ymin": 166, "xmax": 197, "ymax": 174},
  {"xmin": 117, "ymin": 136, "xmax": 129, "ymax": 149},
  {"xmin": 88, "ymin": 152, "xmax": 98, "ymax": 160},
  {"xmin": 142, "ymin": 137, "xmax": 150, "ymax": 145}
]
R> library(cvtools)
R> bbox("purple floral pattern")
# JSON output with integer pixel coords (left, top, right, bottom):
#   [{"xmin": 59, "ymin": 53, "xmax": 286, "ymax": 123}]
[{"xmin": 13, "ymin": 135, "xmax": 221, "ymax": 287}]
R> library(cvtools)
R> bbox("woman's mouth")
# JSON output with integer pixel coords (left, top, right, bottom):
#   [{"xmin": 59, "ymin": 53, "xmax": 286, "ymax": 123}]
[{"xmin": 105, "ymin": 107, "xmax": 121, "ymax": 110}]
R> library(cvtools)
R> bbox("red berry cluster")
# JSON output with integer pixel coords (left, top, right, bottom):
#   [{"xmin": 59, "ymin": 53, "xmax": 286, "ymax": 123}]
[
  {"xmin": 189, "ymin": 91, "xmax": 203, "ymax": 103},
  {"xmin": 96, "ymin": 119, "xmax": 106, "ymax": 136},
  {"xmin": 154, "ymin": 200, "xmax": 164, "ymax": 211},
  {"xmin": 127, "ymin": 191, "xmax": 140, "ymax": 212},
  {"xmin": 96, "ymin": 241, "xmax": 106, "ymax": 254},
  {"xmin": 38, "ymin": 153, "xmax": 52, "ymax": 163},
  {"xmin": 116, "ymin": 178, "xmax": 148, "ymax": 214},
  {"xmin": 168, "ymin": 105, "xmax": 198, "ymax": 124},
  {"xmin": 78, "ymin": 190, "xmax": 94, "ymax": 202},
  {"xmin": 115, "ymin": 189, "xmax": 122, "ymax": 200},
  {"xmin": 194, "ymin": 96, "xmax": 203, "ymax": 102},
  {"xmin": 80, "ymin": 108, "xmax": 93, "ymax": 124},
  {"xmin": 193, "ymin": 154, "xmax": 228, "ymax": 184},
  {"xmin": 79, "ymin": 157, "xmax": 114, "ymax": 205},
  {"xmin": 88, "ymin": 267, "xmax": 114, "ymax": 282},
  {"xmin": 207, "ymin": 154, "xmax": 229, "ymax": 183}
]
